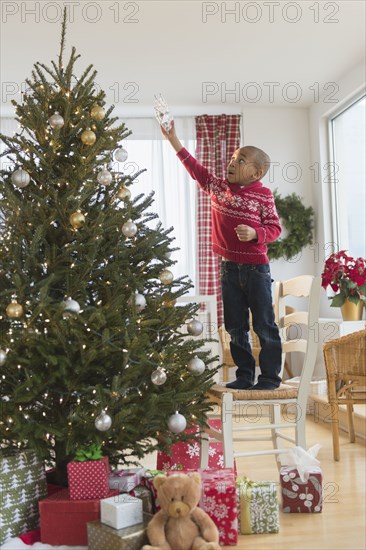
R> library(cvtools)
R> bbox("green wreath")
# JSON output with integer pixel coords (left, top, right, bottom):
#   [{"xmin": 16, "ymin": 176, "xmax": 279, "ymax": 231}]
[{"xmin": 267, "ymin": 190, "xmax": 314, "ymax": 261}]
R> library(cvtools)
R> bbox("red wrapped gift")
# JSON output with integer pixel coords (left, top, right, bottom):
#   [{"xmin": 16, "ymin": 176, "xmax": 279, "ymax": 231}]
[
  {"xmin": 280, "ymin": 466, "xmax": 323, "ymax": 513},
  {"xmin": 39, "ymin": 487, "xmax": 118, "ymax": 546},
  {"xmin": 157, "ymin": 419, "xmax": 235, "ymax": 472},
  {"xmin": 166, "ymin": 468, "xmax": 238, "ymax": 546},
  {"xmin": 67, "ymin": 455, "xmax": 110, "ymax": 500}
]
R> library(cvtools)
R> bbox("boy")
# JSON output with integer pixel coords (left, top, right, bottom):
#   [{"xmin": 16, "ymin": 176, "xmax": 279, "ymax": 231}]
[{"xmin": 161, "ymin": 122, "xmax": 282, "ymax": 390}]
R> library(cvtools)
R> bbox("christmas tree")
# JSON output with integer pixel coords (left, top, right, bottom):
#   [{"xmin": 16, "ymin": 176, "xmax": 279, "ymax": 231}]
[{"xmin": 0, "ymin": 14, "xmax": 217, "ymax": 483}]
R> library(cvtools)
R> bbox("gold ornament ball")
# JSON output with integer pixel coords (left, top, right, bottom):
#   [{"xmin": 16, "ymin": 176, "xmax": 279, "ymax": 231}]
[
  {"xmin": 81, "ymin": 128, "xmax": 96, "ymax": 146},
  {"xmin": 159, "ymin": 269, "xmax": 174, "ymax": 285},
  {"xmin": 6, "ymin": 302, "xmax": 24, "ymax": 319},
  {"xmin": 162, "ymin": 293, "xmax": 176, "ymax": 307},
  {"xmin": 70, "ymin": 212, "xmax": 86, "ymax": 229},
  {"xmin": 117, "ymin": 186, "xmax": 131, "ymax": 201},
  {"xmin": 91, "ymin": 104, "xmax": 106, "ymax": 121}
]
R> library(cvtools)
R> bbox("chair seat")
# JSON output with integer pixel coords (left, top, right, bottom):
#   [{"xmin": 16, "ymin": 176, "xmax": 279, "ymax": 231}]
[{"xmin": 208, "ymin": 383, "xmax": 298, "ymax": 401}]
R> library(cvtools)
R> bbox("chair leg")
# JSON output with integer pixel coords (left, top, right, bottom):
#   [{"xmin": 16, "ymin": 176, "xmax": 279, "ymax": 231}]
[
  {"xmin": 200, "ymin": 430, "xmax": 210, "ymax": 469},
  {"xmin": 330, "ymin": 401, "xmax": 340, "ymax": 461},
  {"xmin": 222, "ymin": 364, "xmax": 228, "ymax": 383},
  {"xmin": 346, "ymin": 403, "xmax": 355, "ymax": 443},
  {"xmin": 295, "ymin": 406, "xmax": 307, "ymax": 450},
  {"xmin": 222, "ymin": 392, "xmax": 234, "ymax": 468},
  {"xmin": 271, "ymin": 404, "xmax": 282, "ymax": 450}
]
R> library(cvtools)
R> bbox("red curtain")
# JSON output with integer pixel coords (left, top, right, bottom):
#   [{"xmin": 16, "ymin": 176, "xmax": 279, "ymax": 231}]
[{"xmin": 195, "ymin": 114, "xmax": 241, "ymax": 326}]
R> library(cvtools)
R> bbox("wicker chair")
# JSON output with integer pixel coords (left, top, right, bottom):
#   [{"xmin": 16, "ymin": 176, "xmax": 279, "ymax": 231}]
[{"xmin": 323, "ymin": 329, "xmax": 366, "ymax": 461}]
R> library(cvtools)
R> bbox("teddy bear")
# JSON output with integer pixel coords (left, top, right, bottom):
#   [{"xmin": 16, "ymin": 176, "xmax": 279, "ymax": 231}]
[{"xmin": 142, "ymin": 472, "xmax": 221, "ymax": 550}]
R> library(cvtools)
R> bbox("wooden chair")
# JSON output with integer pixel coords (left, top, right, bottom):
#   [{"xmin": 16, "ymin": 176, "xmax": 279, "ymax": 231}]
[
  {"xmin": 200, "ymin": 275, "xmax": 321, "ymax": 469},
  {"xmin": 323, "ymin": 329, "xmax": 366, "ymax": 461}
]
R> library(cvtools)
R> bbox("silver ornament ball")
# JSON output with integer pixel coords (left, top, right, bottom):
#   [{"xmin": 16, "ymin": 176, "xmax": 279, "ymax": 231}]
[
  {"xmin": 62, "ymin": 298, "xmax": 81, "ymax": 317},
  {"xmin": 129, "ymin": 292, "xmax": 147, "ymax": 312},
  {"xmin": 0, "ymin": 349, "xmax": 7, "ymax": 366},
  {"xmin": 187, "ymin": 355, "xmax": 205, "ymax": 375},
  {"xmin": 151, "ymin": 368, "xmax": 167, "ymax": 386},
  {"xmin": 11, "ymin": 169, "xmax": 30, "ymax": 188},
  {"xmin": 168, "ymin": 412, "xmax": 187, "ymax": 434},
  {"xmin": 187, "ymin": 319, "xmax": 204, "ymax": 336},
  {"xmin": 113, "ymin": 147, "xmax": 128, "ymax": 163},
  {"xmin": 122, "ymin": 220, "xmax": 137, "ymax": 238},
  {"xmin": 97, "ymin": 168, "xmax": 113, "ymax": 186},
  {"xmin": 95, "ymin": 411, "xmax": 112, "ymax": 431},
  {"xmin": 117, "ymin": 186, "xmax": 131, "ymax": 201},
  {"xmin": 49, "ymin": 111, "xmax": 65, "ymax": 129}
]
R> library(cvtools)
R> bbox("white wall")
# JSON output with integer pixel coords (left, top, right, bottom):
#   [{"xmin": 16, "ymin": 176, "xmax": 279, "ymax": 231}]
[{"xmin": 242, "ymin": 107, "xmax": 315, "ymax": 287}]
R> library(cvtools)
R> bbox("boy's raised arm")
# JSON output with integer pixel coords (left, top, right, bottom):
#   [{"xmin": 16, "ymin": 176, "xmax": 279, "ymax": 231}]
[{"xmin": 160, "ymin": 121, "xmax": 184, "ymax": 153}]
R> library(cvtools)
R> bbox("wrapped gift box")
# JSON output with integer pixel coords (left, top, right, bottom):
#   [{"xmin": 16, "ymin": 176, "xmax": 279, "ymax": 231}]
[
  {"xmin": 101, "ymin": 493, "xmax": 143, "ymax": 530},
  {"xmin": 141, "ymin": 471, "xmax": 165, "ymax": 513},
  {"xmin": 236, "ymin": 477, "xmax": 279, "ymax": 534},
  {"xmin": 199, "ymin": 468, "xmax": 238, "ymax": 546},
  {"xmin": 109, "ymin": 467, "xmax": 146, "ymax": 493},
  {"xmin": 67, "ymin": 455, "xmax": 110, "ymax": 500},
  {"xmin": 157, "ymin": 419, "xmax": 234, "ymax": 472},
  {"xmin": 39, "ymin": 487, "xmax": 118, "ymax": 546},
  {"xmin": 129, "ymin": 484, "xmax": 154, "ymax": 514},
  {"xmin": 87, "ymin": 513, "xmax": 152, "ymax": 550},
  {"xmin": 280, "ymin": 467, "xmax": 323, "ymax": 513},
  {"xmin": 0, "ymin": 448, "xmax": 47, "ymax": 545}
]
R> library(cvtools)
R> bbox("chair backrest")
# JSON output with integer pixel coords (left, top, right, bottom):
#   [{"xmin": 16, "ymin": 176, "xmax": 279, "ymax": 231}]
[
  {"xmin": 274, "ymin": 276, "xmax": 321, "ymax": 400},
  {"xmin": 323, "ymin": 329, "xmax": 366, "ymax": 402}
]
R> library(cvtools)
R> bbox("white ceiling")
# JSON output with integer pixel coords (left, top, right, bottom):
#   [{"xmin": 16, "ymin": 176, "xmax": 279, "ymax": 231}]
[{"xmin": 0, "ymin": 0, "xmax": 365, "ymax": 114}]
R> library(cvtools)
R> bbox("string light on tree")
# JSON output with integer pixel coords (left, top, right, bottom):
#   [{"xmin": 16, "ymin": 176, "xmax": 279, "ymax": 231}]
[
  {"xmin": 113, "ymin": 146, "xmax": 128, "ymax": 162},
  {"xmin": 95, "ymin": 411, "xmax": 112, "ymax": 431},
  {"xmin": 11, "ymin": 168, "xmax": 30, "ymax": 188},
  {"xmin": 168, "ymin": 411, "xmax": 187, "ymax": 434},
  {"xmin": 48, "ymin": 111, "xmax": 65, "ymax": 129},
  {"xmin": 186, "ymin": 319, "xmax": 203, "ymax": 336}
]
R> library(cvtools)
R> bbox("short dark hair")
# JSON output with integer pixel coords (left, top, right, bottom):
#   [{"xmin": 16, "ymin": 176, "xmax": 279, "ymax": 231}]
[{"xmin": 243, "ymin": 146, "xmax": 271, "ymax": 178}]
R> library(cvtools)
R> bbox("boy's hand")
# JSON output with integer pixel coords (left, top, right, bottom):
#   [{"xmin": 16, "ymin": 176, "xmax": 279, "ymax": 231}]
[
  {"xmin": 160, "ymin": 121, "xmax": 183, "ymax": 153},
  {"xmin": 235, "ymin": 225, "xmax": 257, "ymax": 241}
]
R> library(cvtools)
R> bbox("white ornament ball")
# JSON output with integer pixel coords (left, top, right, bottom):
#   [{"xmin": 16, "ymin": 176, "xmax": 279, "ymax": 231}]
[
  {"xmin": 95, "ymin": 411, "xmax": 112, "ymax": 431},
  {"xmin": 187, "ymin": 355, "xmax": 205, "ymax": 375},
  {"xmin": 49, "ymin": 111, "xmax": 65, "ymax": 129},
  {"xmin": 122, "ymin": 220, "xmax": 137, "ymax": 238},
  {"xmin": 11, "ymin": 169, "xmax": 30, "ymax": 188},
  {"xmin": 61, "ymin": 298, "xmax": 81, "ymax": 317},
  {"xmin": 129, "ymin": 292, "xmax": 146, "ymax": 312},
  {"xmin": 151, "ymin": 368, "xmax": 167, "ymax": 385},
  {"xmin": 114, "ymin": 147, "xmax": 128, "ymax": 163},
  {"xmin": 168, "ymin": 412, "xmax": 187, "ymax": 434},
  {"xmin": 0, "ymin": 349, "xmax": 7, "ymax": 366},
  {"xmin": 187, "ymin": 319, "xmax": 204, "ymax": 336},
  {"xmin": 97, "ymin": 168, "xmax": 113, "ymax": 186},
  {"xmin": 159, "ymin": 269, "xmax": 174, "ymax": 285}
]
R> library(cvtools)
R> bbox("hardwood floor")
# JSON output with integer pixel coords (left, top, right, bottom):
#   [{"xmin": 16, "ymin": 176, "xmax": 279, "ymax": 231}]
[{"xmin": 141, "ymin": 416, "xmax": 366, "ymax": 550}]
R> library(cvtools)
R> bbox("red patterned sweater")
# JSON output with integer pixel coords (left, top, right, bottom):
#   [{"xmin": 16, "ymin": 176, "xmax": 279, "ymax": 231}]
[{"xmin": 177, "ymin": 148, "xmax": 281, "ymax": 264}]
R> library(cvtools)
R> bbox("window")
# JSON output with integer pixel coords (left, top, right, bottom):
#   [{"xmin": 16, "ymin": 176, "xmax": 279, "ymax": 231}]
[{"xmin": 329, "ymin": 94, "xmax": 366, "ymax": 257}]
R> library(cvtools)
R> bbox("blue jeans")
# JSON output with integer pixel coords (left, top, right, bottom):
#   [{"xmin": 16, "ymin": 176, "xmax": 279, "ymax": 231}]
[{"xmin": 221, "ymin": 261, "xmax": 282, "ymax": 387}]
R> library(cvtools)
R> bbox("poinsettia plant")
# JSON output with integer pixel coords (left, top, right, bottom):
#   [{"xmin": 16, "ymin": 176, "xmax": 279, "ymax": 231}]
[{"xmin": 321, "ymin": 250, "xmax": 366, "ymax": 307}]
